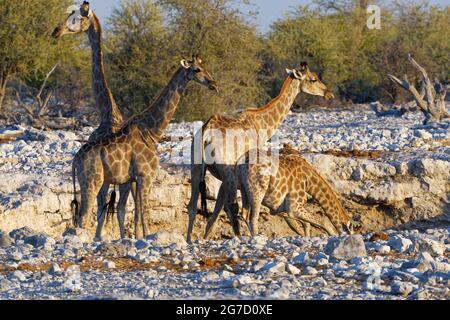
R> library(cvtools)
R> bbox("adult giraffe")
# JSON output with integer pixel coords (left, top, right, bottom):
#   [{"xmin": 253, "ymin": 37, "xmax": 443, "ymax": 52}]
[
  {"xmin": 186, "ymin": 63, "xmax": 334, "ymax": 241},
  {"xmin": 72, "ymin": 56, "xmax": 218, "ymax": 240},
  {"xmin": 52, "ymin": 1, "xmax": 124, "ymax": 141}
]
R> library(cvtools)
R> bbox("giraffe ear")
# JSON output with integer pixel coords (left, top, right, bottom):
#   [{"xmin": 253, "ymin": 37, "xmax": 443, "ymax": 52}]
[
  {"xmin": 180, "ymin": 59, "xmax": 191, "ymax": 69},
  {"xmin": 293, "ymin": 69, "xmax": 304, "ymax": 79},
  {"xmin": 80, "ymin": 1, "xmax": 92, "ymax": 17},
  {"xmin": 286, "ymin": 68, "xmax": 303, "ymax": 79}
]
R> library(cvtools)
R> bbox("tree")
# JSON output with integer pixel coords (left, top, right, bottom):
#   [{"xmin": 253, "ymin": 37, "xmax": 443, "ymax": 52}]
[
  {"xmin": 0, "ymin": 0, "xmax": 89, "ymax": 110},
  {"xmin": 106, "ymin": 0, "xmax": 265, "ymax": 121},
  {"xmin": 264, "ymin": 0, "xmax": 449, "ymax": 105},
  {"xmin": 105, "ymin": 0, "xmax": 169, "ymax": 115}
]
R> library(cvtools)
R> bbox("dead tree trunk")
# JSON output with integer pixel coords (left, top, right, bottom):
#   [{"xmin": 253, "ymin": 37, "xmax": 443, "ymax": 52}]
[{"xmin": 388, "ymin": 54, "xmax": 449, "ymax": 124}]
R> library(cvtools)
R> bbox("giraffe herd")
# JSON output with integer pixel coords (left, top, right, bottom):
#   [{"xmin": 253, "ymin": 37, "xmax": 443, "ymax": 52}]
[{"xmin": 52, "ymin": 2, "xmax": 360, "ymax": 242}]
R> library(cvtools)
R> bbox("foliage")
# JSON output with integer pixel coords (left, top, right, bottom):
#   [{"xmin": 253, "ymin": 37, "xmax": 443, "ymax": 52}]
[
  {"xmin": 0, "ymin": 0, "xmax": 90, "ymax": 109},
  {"xmin": 106, "ymin": 0, "xmax": 266, "ymax": 120},
  {"xmin": 265, "ymin": 0, "xmax": 450, "ymax": 104}
]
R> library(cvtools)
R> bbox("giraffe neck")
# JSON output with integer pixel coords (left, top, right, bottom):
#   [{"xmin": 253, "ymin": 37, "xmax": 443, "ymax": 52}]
[
  {"xmin": 245, "ymin": 77, "xmax": 300, "ymax": 137},
  {"xmin": 135, "ymin": 67, "xmax": 190, "ymax": 140},
  {"xmin": 87, "ymin": 14, "xmax": 123, "ymax": 134}
]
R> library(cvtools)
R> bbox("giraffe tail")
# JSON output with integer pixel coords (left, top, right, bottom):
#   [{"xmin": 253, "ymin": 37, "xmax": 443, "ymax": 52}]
[
  {"xmin": 70, "ymin": 161, "xmax": 79, "ymax": 227},
  {"xmin": 106, "ymin": 187, "xmax": 117, "ymax": 222}
]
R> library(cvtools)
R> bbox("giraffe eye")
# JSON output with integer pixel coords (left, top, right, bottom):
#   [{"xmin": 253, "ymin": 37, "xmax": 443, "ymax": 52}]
[{"xmin": 194, "ymin": 68, "xmax": 201, "ymax": 73}]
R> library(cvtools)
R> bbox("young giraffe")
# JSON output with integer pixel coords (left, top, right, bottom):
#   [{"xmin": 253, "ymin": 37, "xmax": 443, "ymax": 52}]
[
  {"xmin": 52, "ymin": 1, "xmax": 124, "ymax": 141},
  {"xmin": 235, "ymin": 147, "xmax": 354, "ymax": 237},
  {"xmin": 72, "ymin": 56, "xmax": 217, "ymax": 240},
  {"xmin": 187, "ymin": 63, "xmax": 335, "ymax": 242}
]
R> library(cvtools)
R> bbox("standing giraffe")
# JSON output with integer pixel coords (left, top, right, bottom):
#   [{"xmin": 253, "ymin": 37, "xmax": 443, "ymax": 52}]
[
  {"xmin": 72, "ymin": 56, "xmax": 217, "ymax": 240},
  {"xmin": 186, "ymin": 63, "xmax": 335, "ymax": 242},
  {"xmin": 52, "ymin": 1, "xmax": 124, "ymax": 141},
  {"xmin": 52, "ymin": 2, "xmax": 131, "ymax": 232},
  {"xmin": 235, "ymin": 147, "xmax": 354, "ymax": 237}
]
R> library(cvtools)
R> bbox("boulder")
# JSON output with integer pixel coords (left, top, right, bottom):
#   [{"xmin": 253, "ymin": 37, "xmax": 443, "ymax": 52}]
[{"xmin": 324, "ymin": 235, "xmax": 367, "ymax": 260}]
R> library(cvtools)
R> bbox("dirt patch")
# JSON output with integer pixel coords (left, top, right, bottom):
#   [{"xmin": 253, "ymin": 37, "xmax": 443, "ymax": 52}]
[{"xmin": 323, "ymin": 149, "xmax": 387, "ymax": 159}]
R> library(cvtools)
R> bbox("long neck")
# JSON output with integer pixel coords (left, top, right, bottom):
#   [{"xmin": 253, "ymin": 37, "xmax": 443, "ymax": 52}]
[
  {"xmin": 135, "ymin": 67, "xmax": 189, "ymax": 140},
  {"xmin": 245, "ymin": 77, "xmax": 300, "ymax": 137},
  {"xmin": 87, "ymin": 14, "xmax": 123, "ymax": 134}
]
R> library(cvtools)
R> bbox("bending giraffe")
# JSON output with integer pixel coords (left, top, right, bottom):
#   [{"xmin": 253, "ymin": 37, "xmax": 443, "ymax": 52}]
[
  {"xmin": 235, "ymin": 147, "xmax": 356, "ymax": 237},
  {"xmin": 187, "ymin": 63, "xmax": 335, "ymax": 242},
  {"xmin": 72, "ymin": 56, "xmax": 217, "ymax": 240}
]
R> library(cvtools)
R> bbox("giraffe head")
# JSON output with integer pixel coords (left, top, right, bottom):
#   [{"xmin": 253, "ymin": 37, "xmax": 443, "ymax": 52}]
[
  {"xmin": 180, "ymin": 55, "xmax": 219, "ymax": 93},
  {"xmin": 52, "ymin": 1, "xmax": 93, "ymax": 38},
  {"xmin": 286, "ymin": 62, "xmax": 334, "ymax": 100}
]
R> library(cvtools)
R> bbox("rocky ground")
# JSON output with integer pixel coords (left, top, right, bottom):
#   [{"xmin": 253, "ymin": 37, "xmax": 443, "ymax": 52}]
[
  {"xmin": 0, "ymin": 227, "xmax": 448, "ymax": 299},
  {"xmin": 0, "ymin": 103, "xmax": 449, "ymax": 299}
]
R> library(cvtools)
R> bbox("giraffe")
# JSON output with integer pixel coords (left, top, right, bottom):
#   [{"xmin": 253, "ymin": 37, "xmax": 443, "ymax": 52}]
[
  {"xmin": 235, "ymin": 147, "xmax": 355, "ymax": 237},
  {"xmin": 52, "ymin": 1, "xmax": 124, "ymax": 141},
  {"xmin": 71, "ymin": 56, "xmax": 218, "ymax": 240},
  {"xmin": 186, "ymin": 62, "xmax": 335, "ymax": 242},
  {"xmin": 52, "ymin": 2, "xmax": 133, "ymax": 233}
]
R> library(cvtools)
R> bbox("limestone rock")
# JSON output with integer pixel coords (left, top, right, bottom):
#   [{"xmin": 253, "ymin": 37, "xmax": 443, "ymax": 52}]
[{"xmin": 324, "ymin": 235, "xmax": 367, "ymax": 260}]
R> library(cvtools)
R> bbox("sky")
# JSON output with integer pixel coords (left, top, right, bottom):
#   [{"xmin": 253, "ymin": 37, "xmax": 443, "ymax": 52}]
[{"xmin": 92, "ymin": 0, "xmax": 449, "ymax": 33}]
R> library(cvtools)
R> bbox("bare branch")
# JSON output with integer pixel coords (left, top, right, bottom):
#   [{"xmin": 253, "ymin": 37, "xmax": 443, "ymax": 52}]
[{"xmin": 388, "ymin": 54, "xmax": 449, "ymax": 124}]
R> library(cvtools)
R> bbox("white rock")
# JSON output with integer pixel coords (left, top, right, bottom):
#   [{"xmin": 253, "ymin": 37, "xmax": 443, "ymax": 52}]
[
  {"xmin": 376, "ymin": 245, "xmax": 391, "ymax": 254},
  {"xmin": 304, "ymin": 266, "xmax": 318, "ymax": 275},
  {"xmin": 285, "ymin": 264, "xmax": 301, "ymax": 275},
  {"xmin": 388, "ymin": 236, "xmax": 413, "ymax": 253},
  {"xmin": 11, "ymin": 270, "xmax": 27, "ymax": 282},
  {"xmin": 324, "ymin": 235, "xmax": 367, "ymax": 260},
  {"xmin": 48, "ymin": 263, "xmax": 62, "ymax": 276},
  {"xmin": 103, "ymin": 260, "xmax": 116, "ymax": 269},
  {"xmin": 260, "ymin": 261, "xmax": 286, "ymax": 274},
  {"xmin": 291, "ymin": 252, "xmax": 309, "ymax": 266},
  {"xmin": 390, "ymin": 281, "xmax": 417, "ymax": 296}
]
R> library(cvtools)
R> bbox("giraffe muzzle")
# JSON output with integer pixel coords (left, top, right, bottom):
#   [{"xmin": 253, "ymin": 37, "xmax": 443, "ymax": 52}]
[
  {"xmin": 52, "ymin": 26, "xmax": 64, "ymax": 39},
  {"xmin": 324, "ymin": 90, "xmax": 335, "ymax": 100}
]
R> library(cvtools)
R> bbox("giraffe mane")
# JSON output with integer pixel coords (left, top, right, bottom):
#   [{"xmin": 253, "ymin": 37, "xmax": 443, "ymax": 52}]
[{"xmin": 245, "ymin": 77, "xmax": 294, "ymax": 114}]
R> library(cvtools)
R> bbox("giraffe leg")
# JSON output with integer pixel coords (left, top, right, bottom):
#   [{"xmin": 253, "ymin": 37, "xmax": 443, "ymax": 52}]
[
  {"xmin": 203, "ymin": 184, "xmax": 225, "ymax": 240},
  {"xmin": 247, "ymin": 169, "xmax": 270, "ymax": 237},
  {"xmin": 248, "ymin": 192, "xmax": 264, "ymax": 237},
  {"xmin": 77, "ymin": 178, "xmax": 103, "ymax": 232},
  {"xmin": 187, "ymin": 163, "xmax": 202, "ymax": 242},
  {"xmin": 222, "ymin": 170, "xmax": 240, "ymax": 237},
  {"xmin": 240, "ymin": 188, "xmax": 251, "ymax": 235},
  {"xmin": 133, "ymin": 179, "xmax": 143, "ymax": 240},
  {"xmin": 94, "ymin": 182, "xmax": 110, "ymax": 241},
  {"xmin": 282, "ymin": 195, "xmax": 308, "ymax": 236},
  {"xmin": 117, "ymin": 183, "xmax": 132, "ymax": 239},
  {"xmin": 287, "ymin": 195, "xmax": 336, "ymax": 236},
  {"xmin": 139, "ymin": 175, "xmax": 155, "ymax": 239}
]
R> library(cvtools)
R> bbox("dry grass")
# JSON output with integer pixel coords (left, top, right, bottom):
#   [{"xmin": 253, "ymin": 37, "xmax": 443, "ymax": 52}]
[
  {"xmin": 323, "ymin": 149, "xmax": 387, "ymax": 159},
  {"xmin": 0, "ymin": 253, "xmax": 253, "ymax": 276}
]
